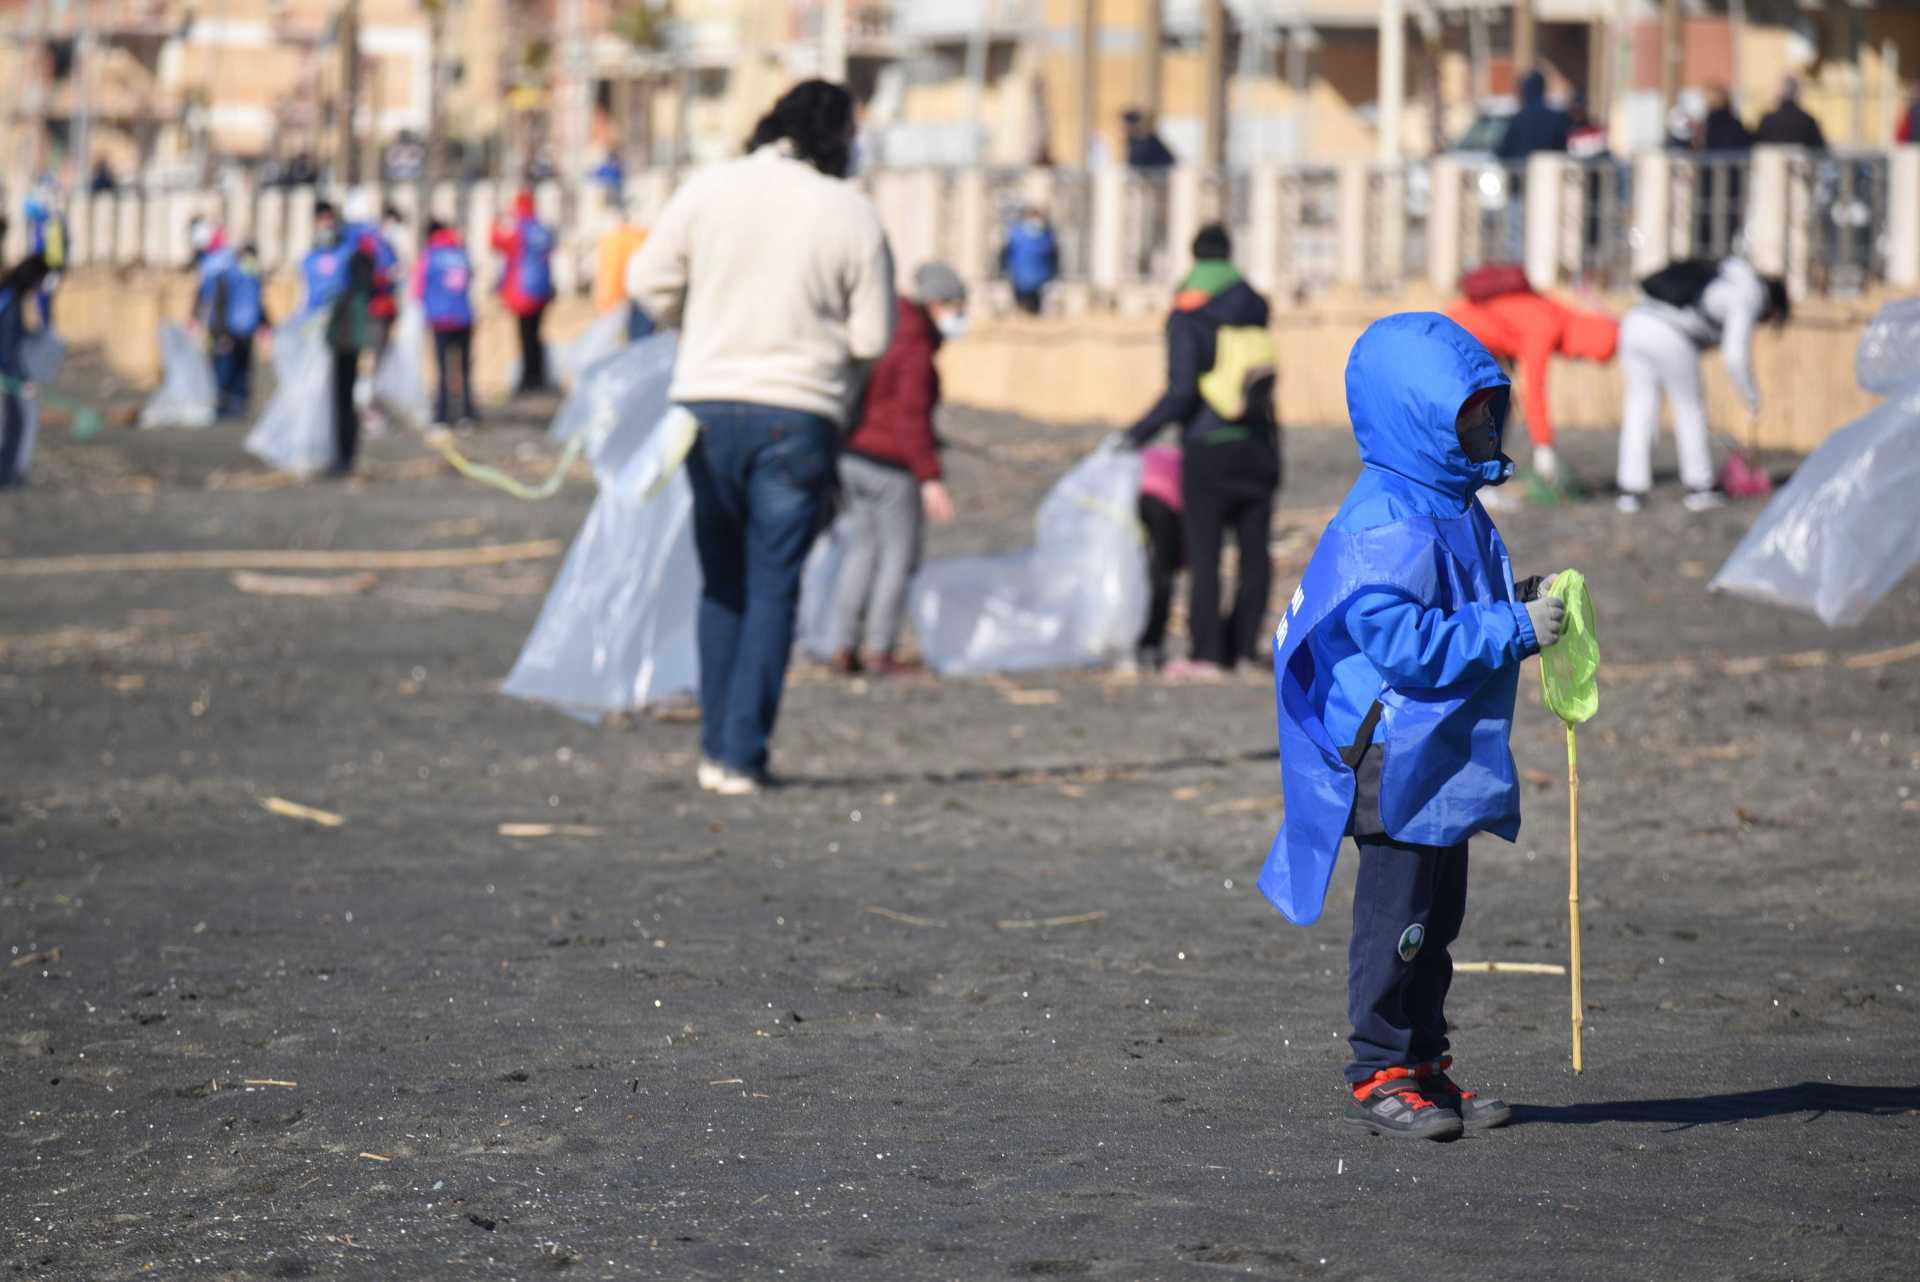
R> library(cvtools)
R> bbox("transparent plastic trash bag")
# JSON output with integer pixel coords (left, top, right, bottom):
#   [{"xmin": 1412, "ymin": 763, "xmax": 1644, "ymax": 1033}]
[
  {"xmin": 139, "ymin": 323, "xmax": 218, "ymax": 429},
  {"xmin": 552, "ymin": 308, "xmax": 628, "ymax": 391},
  {"xmin": 13, "ymin": 392, "xmax": 39, "ymax": 480},
  {"xmin": 909, "ymin": 443, "xmax": 1148, "ymax": 675},
  {"xmin": 502, "ymin": 408, "xmax": 702, "ymax": 720},
  {"xmin": 245, "ymin": 320, "xmax": 336, "ymax": 477},
  {"xmin": 548, "ymin": 332, "xmax": 679, "ymax": 480},
  {"xmin": 795, "ymin": 518, "xmax": 847, "ymax": 661},
  {"xmin": 1709, "ymin": 386, "xmax": 1920, "ymax": 626},
  {"xmin": 371, "ymin": 303, "xmax": 432, "ymax": 430},
  {"xmin": 19, "ymin": 330, "xmax": 64, "ymax": 386},
  {"xmin": 1854, "ymin": 297, "xmax": 1920, "ymax": 397}
]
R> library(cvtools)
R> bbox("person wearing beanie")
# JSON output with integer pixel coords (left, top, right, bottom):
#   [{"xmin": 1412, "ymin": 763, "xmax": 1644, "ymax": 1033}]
[
  {"xmin": 491, "ymin": 189, "xmax": 558, "ymax": 394},
  {"xmin": 1121, "ymin": 223, "xmax": 1280, "ymax": 682},
  {"xmin": 827, "ymin": 260, "xmax": 966, "ymax": 676}
]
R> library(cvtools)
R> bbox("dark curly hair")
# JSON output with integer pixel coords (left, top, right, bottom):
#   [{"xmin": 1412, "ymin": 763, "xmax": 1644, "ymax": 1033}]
[
  {"xmin": 746, "ymin": 80, "xmax": 856, "ymax": 178},
  {"xmin": 1760, "ymin": 275, "xmax": 1791, "ymax": 326}
]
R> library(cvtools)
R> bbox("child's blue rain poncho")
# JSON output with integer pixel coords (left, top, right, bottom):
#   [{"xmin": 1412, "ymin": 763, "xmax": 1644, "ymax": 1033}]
[{"xmin": 1259, "ymin": 313, "xmax": 1540, "ymax": 925}]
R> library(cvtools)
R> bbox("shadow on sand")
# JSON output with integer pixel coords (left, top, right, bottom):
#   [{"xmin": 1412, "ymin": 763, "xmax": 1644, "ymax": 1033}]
[{"xmin": 1512, "ymin": 1082, "xmax": 1920, "ymax": 1131}]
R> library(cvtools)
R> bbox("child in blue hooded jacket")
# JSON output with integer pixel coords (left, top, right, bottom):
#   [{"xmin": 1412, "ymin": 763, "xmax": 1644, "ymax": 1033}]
[{"xmin": 1261, "ymin": 313, "xmax": 1565, "ymax": 1141}]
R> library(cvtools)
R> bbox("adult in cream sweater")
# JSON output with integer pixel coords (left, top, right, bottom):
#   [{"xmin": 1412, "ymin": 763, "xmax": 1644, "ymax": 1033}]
[{"xmin": 627, "ymin": 80, "xmax": 896, "ymax": 795}]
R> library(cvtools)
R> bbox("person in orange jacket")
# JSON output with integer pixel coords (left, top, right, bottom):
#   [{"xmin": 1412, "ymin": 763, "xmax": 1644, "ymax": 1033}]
[{"xmin": 1445, "ymin": 291, "xmax": 1618, "ymax": 482}]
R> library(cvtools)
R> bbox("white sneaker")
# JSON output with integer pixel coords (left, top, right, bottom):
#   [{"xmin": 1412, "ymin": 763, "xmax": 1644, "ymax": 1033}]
[
  {"xmin": 710, "ymin": 768, "xmax": 763, "ymax": 797},
  {"xmin": 1682, "ymin": 489, "xmax": 1726, "ymax": 513},
  {"xmin": 696, "ymin": 759, "xmax": 724, "ymax": 792},
  {"xmin": 1615, "ymin": 493, "xmax": 1644, "ymax": 514}
]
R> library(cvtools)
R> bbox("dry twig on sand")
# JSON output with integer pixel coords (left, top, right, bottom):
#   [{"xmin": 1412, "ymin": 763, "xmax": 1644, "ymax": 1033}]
[
  {"xmin": 996, "ymin": 911, "xmax": 1107, "ymax": 930},
  {"xmin": 863, "ymin": 906, "xmax": 946, "ymax": 928},
  {"xmin": 260, "ymin": 797, "xmax": 345, "ymax": 828},
  {"xmin": 0, "ymin": 539, "xmax": 563, "ymax": 578}
]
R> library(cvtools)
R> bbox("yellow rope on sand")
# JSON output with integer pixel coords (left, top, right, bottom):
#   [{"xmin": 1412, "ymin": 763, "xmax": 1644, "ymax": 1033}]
[{"xmin": 427, "ymin": 428, "xmax": 588, "ymax": 501}]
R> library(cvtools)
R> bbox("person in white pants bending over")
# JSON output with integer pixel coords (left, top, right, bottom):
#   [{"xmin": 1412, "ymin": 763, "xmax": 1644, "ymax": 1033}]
[{"xmin": 1614, "ymin": 257, "xmax": 1789, "ymax": 513}]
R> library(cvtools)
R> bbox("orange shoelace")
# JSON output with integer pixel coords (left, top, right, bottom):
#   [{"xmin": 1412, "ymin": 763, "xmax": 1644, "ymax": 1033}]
[{"xmin": 1353, "ymin": 1065, "xmax": 1438, "ymax": 1109}]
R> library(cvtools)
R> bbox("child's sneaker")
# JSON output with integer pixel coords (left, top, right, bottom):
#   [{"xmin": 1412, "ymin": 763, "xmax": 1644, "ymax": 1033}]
[
  {"xmin": 1342, "ymin": 1067, "xmax": 1464, "ymax": 1140},
  {"xmin": 1414, "ymin": 1056, "xmax": 1512, "ymax": 1131}
]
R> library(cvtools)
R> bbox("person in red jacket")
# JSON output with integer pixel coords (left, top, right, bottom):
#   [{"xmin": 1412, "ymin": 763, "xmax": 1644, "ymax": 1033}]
[
  {"xmin": 490, "ymin": 189, "xmax": 558, "ymax": 394},
  {"xmin": 827, "ymin": 261, "xmax": 965, "ymax": 676},
  {"xmin": 1446, "ymin": 290, "xmax": 1618, "ymax": 482}
]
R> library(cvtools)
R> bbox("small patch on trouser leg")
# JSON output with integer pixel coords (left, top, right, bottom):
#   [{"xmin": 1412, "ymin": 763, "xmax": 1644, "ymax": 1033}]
[{"xmin": 1397, "ymin": 923, "xmax": 1426, "ymax": 962}]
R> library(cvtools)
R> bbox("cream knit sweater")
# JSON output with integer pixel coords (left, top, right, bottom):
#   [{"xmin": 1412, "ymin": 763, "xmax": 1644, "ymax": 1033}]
[{"xmin": 626, "ymin": 145, "xmax": 897, "ymax": 426}]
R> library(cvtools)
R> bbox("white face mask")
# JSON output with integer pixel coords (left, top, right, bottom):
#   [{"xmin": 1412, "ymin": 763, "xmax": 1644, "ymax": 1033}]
[{"xmin": 934, "ymin": 310, "xmax": 969, "ymax": 341}]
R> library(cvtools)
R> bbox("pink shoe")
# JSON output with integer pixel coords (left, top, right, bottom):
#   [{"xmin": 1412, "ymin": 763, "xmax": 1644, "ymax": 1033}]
[{"xmin": 1162, "ymin": 658, "xmax": 1227, "ymax": 685}]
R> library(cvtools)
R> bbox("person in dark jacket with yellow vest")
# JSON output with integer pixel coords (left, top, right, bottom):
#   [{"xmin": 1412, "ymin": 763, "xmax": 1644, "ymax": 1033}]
[{"xmin": 1123, "ymin": 224, "xmax": 1280, "ymax": 681}]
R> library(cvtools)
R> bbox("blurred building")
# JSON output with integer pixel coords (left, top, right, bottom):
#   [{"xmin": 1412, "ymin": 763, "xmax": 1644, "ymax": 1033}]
[{"xmin": 1, "ymin": 0, "xmax": 1914, "ymax": 191}]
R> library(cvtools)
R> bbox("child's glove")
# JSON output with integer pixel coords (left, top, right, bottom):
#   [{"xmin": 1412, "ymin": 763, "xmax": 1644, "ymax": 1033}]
[
  {"xmin": 1515, "ymin": 572, "xmax": 1559, "ymax": 603},
  {"xmin": 1526, "ymin": 594, "xmax": 1566, "ymax": 650}
]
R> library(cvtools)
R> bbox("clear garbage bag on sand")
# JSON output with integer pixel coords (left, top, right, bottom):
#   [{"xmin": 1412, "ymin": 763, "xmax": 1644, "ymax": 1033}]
[
  {"xmin": 1854, "ymin": 297, "xmax": 1920, "ymax": 397},
  {"xmin": 139, "ymin": 323, "xmax": 218, "ymax": 429},
  {"xmin": 13, "ymin": 393, "xmax": 39, "ymax": 480},
  {"xmin": 505, "ymin": 338, "xmax": 694, "ymax": 718},
  {"xmin": 371, "ymin": 303, "xmax": 432, "ymax": 430},
  {"xmin": 20, "ymin": 330, "xmax": 65, "ymax": 386},
  {"xmin": 502, "ymin": 407, "xmax": 702, "ymax": 720},
  {"xmin": 245, "ymin": 320, "xmax": 336, "ymax": 477},
  {"xmin": 1709, "ymin": 386, "xmax": 1920, "ymax": 626},
  {"xmin": 548, "ymin": 332, "xmax": 680, "ymax": 481},
  {"xmin": 909, "ymin": 443, "xmax": 1147, "ymax": 675},
  {"xmin": 552, "ymin": 308, "xmax": 628, "ymax": 391},
  {"xmin": 795, "ymin": 519, "xmax": 847, "ymax": 660}
]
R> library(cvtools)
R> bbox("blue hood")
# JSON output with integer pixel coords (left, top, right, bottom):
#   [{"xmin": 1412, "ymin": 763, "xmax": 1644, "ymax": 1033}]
[
  {"xmin": 1345, "ymin": 312, "xmax": 1512, "ymax": 509},
  {"xmin": 1519, "ymin": 70, "xmax": 1548, "ymax": 108}
]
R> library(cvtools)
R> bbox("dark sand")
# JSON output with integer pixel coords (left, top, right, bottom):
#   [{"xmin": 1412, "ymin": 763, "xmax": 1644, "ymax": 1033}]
[{"xmin": 4, "ymin": 357, "xmax": 1918, "ymax": 1279}]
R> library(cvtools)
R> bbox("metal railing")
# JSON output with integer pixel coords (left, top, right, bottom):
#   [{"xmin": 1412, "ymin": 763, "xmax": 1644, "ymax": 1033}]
[
  {"xmin": 1812, "ymin": 150, "xmax": 1888, "ymax": 295},
  {"xmin": 1570, "ymin": 156, "xmax": 1633, "ymax": 290},
  {"xmin": 1363, "ymin": 164, "xmax": 1427, "ymax": 292},
  {"xmin": 1457, "ymin": 159, "xmax": 1526, "ymax": 270},
  {"xmin": 1278, "ymin": 166, "xmax": 1339, "ymax": 291},
  {"xmin": 36, "ymin": 147, "xmax": 1914, "ymax": 303}
]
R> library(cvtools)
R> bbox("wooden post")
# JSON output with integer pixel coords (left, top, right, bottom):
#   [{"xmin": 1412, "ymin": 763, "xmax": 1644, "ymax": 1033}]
[
  {"xmin": 1659, "ymin": 0, "xmax": 1682, "ymax": 122},
  {"xmin": 1513, "ymin": 0, "xmax": 1535, "ymax": 78},
  {"xmin": 1140, "ymin": 0, "xmax": 1164, "ymax": 123},
  {"xmin": 1077, "ymin": 0, "xmax": 1098, "ymax": 167},
  {"xmin": 1568, "ymin": 724, "xmax": 1584, "ymax": 1073},
  {"xmin": 338, "ymin": 0, "xmax": 362, "ymax": 184},
  {"xmin": 1202, "ymin": 0, "xmax": 1227, "ymax": 169},
  {"xmin": 1378, "ymin": 0, "xmax": 1405, "ymax": 161}
]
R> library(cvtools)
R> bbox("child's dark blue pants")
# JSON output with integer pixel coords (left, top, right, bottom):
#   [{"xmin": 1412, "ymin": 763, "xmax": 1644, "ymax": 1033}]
[{"xmin": 1344, "ymin": 830, "xmax": 1469, "ymax": 1083}]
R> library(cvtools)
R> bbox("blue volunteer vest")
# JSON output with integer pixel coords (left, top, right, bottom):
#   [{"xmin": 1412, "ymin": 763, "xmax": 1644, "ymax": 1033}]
[
  {"xmin": 423, "ymin": 245, "xmax": 473, "ymax": 326},
  {"xmin": 1258, "ymin": 501, "xmax": 1523, "ymax": 925},
  {"xmin": 224, "ymin": 267, "xmax": 264, "ymax": 336},
  {"xmin": 516, "ymin": 219, "xmax": 555, "ymax": 301}
]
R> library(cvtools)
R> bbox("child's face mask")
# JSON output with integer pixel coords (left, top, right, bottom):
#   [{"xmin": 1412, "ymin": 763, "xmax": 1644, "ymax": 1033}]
[
  {"xmin": 1455, "ymin": 393, "xmax": 1502, "ymax": 463},
  {"xmin": 1455, "ymin": 389, "xmax": 1515, "ymax": 488}
]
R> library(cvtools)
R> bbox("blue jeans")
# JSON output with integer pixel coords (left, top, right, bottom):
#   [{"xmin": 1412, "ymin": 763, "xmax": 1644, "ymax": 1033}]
[
  {"xmin": 213, "ymin": 335, "xmax": 254, "ymax": 418},
  {"xmin": 681, "ymin": 401, "xmax": 838, "ymax": 774}
]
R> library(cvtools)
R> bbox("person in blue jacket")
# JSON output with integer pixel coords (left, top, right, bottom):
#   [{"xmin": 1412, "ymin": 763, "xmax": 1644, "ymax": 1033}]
[
  {"xmin": 0, "ymin": 254, "xmax": 52, "ymax": 487},
  {"xmin": 22, "ymin": 186, "xmax": 66, "ymax": 328},
  {"xmin": 1000, "ymin": 206, "xmax": 1059, "ymax": 315},
  {"xmin": 300, "ymin": 202, "xmax": 352, "ymax": 318},
  {"xmin": 1259, "ymin": 312, "xmax": 1566, "ymax": 1141},
  {"xmin": 197, "ymin": 242, "xmax": 270, "ymax": 419},
  {"xmin": 412, "ymin": 220, "xmax": 478, "ymax": 426}
]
